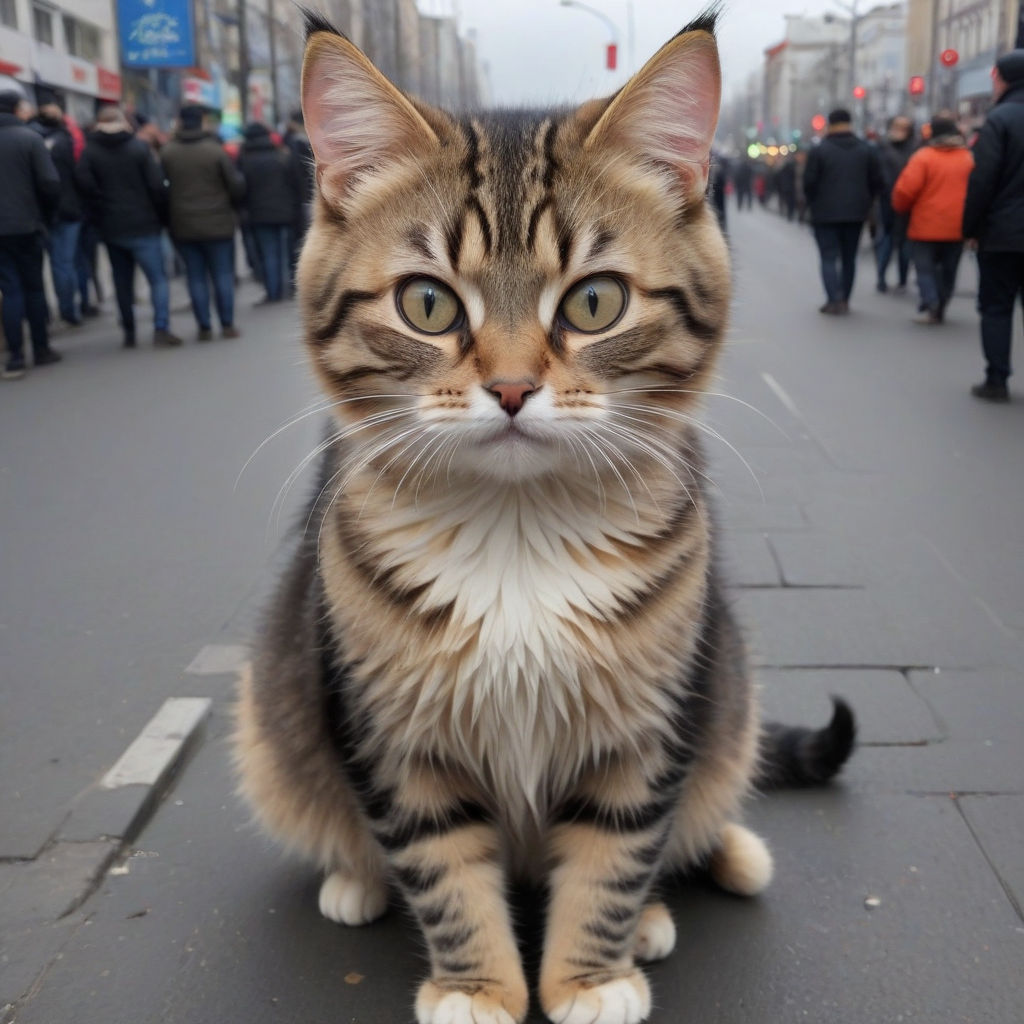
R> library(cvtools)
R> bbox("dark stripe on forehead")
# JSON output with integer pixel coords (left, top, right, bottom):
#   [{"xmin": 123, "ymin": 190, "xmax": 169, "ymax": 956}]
[
  {"xmin": 314, "ymin": 289, "xmax": 381, "ymax": 344},
  {"xmin": 461, "ymin": 120, "xmax": 483, "ymax": 189},
  {"xmin": 643, "ymin": 286, "xmax": 719, "ymax": 342},
  {"xmin": 407, "ymin": 226, "xmax": 434, "ymax": 261},
  {"xmin": 467, "ymin": 196, "xmax": 493, "ymax": 256},
  {"xmin": 587, "ymin": 228, "xmax": 616, "ymax": 262},
  {"xmin": 542, "ymin": 118, "xmax": 560, "ymax": 188},
  {"xmin": 526, "ymin": 195, "xmax": 552, "ymax": 252}
]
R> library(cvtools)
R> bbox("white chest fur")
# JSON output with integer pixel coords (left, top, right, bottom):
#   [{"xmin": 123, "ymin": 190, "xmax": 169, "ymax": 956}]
[{"xmin": 364, "ymin": 478, "xmax": 670, "ymax": 824}]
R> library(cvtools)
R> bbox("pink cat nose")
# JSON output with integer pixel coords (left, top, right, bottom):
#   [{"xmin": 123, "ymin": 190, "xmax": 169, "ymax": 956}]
[{"xmin": 486, "ymin": 380, "xmax": 538, "ymax": 417}]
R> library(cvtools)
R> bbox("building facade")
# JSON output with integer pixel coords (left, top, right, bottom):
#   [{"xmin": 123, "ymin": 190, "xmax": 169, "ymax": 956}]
[
  {"xmin": 906, "ymin": 0, "xmax": 1021, "ymax": 117},
  {"xmin": 0, "ymin": 0, "xmax": 122, "ymax": 122}
]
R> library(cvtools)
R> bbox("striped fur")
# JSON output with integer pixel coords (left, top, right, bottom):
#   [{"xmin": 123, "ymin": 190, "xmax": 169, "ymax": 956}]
[{"xmin": 235, "ymin": 10, "xmax": 853, "ymax": 1024}]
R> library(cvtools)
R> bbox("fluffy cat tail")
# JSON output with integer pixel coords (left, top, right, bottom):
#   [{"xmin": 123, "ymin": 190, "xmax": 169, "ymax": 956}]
[{"xmin": 755, "ymin": 698, "xmax": 856, "ymax": 789}]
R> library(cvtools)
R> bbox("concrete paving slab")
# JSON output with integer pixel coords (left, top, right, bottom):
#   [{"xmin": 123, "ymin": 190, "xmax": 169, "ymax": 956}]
[
  {"xmin": 720, "ymin": 502, "xmax": 808, "ymax": 533},
  {"xmin": 13, "ymin": 724, "xmax": 1024, "ymax": 1024},
  {"xmin": 720, "ymin": 532, "xmax": 781, "ymax": 587},
  {"xmin": 767, "ymin": 533, "xmax": 868, "ymax": 587},
  {"xmin": 907, "ymin": 669, "xmax": 1024, "ymax": 743},
  {"xmin": 737, "ymin": 585, "xmax": 1021, "ymax": 670},
  {"xmin": 842, "ymin": 741, "xmax": 1024, "ymax": 795},
  {"xmin": 959, "ymin": 795, "xmax": 1024, "ymax": 914},
  {"xmin": 758, "ymin": 668, "xmax": 941, "ymax": 745}
]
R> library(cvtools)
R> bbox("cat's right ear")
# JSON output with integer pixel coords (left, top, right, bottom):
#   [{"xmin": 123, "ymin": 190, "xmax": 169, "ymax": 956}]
[{"xmin": 302, "ymin": 26, "xmax": 438, "ymax": 208}]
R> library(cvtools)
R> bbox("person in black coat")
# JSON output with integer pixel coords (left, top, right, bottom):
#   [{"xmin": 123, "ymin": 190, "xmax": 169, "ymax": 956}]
[
  {"xmin": 963, "ymin": 50, "xmax": 1024, "ymax": 402},
  {"xmin": 803, "ymin": 108, "xmax": 883, "ymax": 314},
  {"xmin": 76, "ymin": 106, "xmax": 181, "ymax": 347},
  {"xmin": 873, "ymin": 115, "xmax": 916, "ymax": 293},
  {"xmin": 283, "ymin": 110, "xmax": 315, "ymax": 288},
  {"xmin": 0, "ymin": 89, "xmax": 61, "ymax": 378},
  {"xmin": 237, "ymin": 122, "xmax": 304, "ymax": 303},
  {"xmin": 32, "ymin": 98, "xmax": 84, "ymax": 325}
]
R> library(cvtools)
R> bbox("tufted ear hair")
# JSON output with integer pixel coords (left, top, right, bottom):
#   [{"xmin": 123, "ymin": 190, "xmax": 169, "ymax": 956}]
[
  {"xmin": 583, "ymin": 15, "xmax": 722, "ymax": 202},
  {"xmin": 301, "ymin": 21, "xmax": 438, "ymax": 208}
]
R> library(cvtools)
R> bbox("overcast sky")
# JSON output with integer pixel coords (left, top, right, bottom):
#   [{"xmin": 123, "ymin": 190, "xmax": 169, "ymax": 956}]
[{"xmin": 454, "ymin": 0, "xmax": 842, "ymax": 105}]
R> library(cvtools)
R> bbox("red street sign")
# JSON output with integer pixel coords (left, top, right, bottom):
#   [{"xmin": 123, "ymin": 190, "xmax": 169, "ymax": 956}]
[
  {"xmin": 909, "ymin": 75, "xmax": 926, "ymax": 95},
  {"xmin": 852, "ymin": 85, "xmax": 866, "ymax": 99},
  {"xmin": 811, "ymin": 114, "xmax": 827, "ymax": 132},
  {"xmin": 606, "ymin": 43, "xmax": 617, "ymax": 70},
  {"xmin": 941, "ymin": 49, "xmax": 959, "ymax": 67}
]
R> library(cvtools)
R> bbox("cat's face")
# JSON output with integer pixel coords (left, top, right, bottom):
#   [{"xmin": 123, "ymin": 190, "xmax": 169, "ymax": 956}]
[{"xmin": 299, "ymin": 19, "xmax": 728, "ymax": 484}]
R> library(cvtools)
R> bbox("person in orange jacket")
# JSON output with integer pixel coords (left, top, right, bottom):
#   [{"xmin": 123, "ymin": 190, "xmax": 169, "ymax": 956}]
[{"xmin": 891, "ymin": 113, "xmax": 974, "ymax": 324}]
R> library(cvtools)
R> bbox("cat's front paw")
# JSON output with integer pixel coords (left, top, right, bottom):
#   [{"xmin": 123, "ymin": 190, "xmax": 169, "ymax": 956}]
[
  {"xmin": 415, "ymin": 979, "xmax": 528, "ymax": 1024},
  {"xmin": 544, "ymin": 970, "xmax": 651, "ymax": 1024},
  {"xmin": 318, "ymin": 870, "xmax": 388, "ymax": 925},
  {"xmin": 633, "ymin": 902, "xmax": 676, "ymax": 962}
]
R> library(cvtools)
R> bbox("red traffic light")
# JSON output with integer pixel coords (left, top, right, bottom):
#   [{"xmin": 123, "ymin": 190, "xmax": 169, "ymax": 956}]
[
  {"xmin": 940, "ymin": 49, "xmax": 959, "ymax": 67},
  {"xmin": 811, "ymin": 114, "xmax": 827, "ymax": 132},
  {"xmin": 909, "ymin": 75, "xmax": 926, "ymax": 95},
  {"xmin": 852, "ymin": 85, "xmax": 866, "ymax": 100},
  {"xmin": 606, "ymin": 42, "xmax": 617, "ymax": 70}
]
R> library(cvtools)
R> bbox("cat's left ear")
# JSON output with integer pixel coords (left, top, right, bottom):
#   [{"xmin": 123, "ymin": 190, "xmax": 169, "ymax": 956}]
[
  {"xmin": 302, "ymin": 25, "xmax": 438, "ymax": 208},
  {"xmin": 583, "ymin": 21, "xmax": 721, "ymax": 201}
]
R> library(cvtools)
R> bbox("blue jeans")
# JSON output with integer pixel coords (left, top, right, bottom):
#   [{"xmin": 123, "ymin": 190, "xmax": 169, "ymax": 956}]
[
  {"xmin": 252, "ymin": 224, "xmax": 287, "ymax": 301},
  {"xmin": 0, "ymin": 232, "xmax": 50, "ymax": 366},
  {"xmin": 177, "ymin": 239, "xmax": 235, "ymax": 329},
  {"xmin": 875, "ymin": 214, "xmax": 911, "ymax": 288},
  {"xmin": 47, "ymin": 220, "xmax": 81, "ymax": 321},
  {"xmin": 76, "ymin": 221, "xmax": 100, "ymax": 307},
  {"xmin": 912, "ymin": 240, "xmax": 962, "ymax": 315},
  {"xmin": 106, "ymin": 234, "xmax": 170, "ymax": 332},
  {"xmin": 813, "ymin": 222, "xmax": 864, "ymax": 303}
]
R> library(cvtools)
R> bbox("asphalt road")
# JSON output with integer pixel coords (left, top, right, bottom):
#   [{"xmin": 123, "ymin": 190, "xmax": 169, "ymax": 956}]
[{"xmin": 2, "ymin": 208, "xmax": 1023, "ymax": 1024}]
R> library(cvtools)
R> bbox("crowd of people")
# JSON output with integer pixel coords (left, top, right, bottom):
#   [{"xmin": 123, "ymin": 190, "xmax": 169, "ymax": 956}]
[
  {"xmin": 4, "ymin": 53, "xmax": 1024, "ymax": 403},
  {"xmin": 0, "ymin": 90, "xmax": 313, "ymax": 380},
  {"xmin": 717, "ymin": 49, "xmax": 1024, "ymax": 404}
]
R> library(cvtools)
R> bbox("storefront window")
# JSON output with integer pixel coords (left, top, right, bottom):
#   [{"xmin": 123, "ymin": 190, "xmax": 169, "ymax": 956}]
[
  {"xmin": 32, "ymin": 6, "xmax": 54, "ymax": 46},
  {"xmin": 0, "ymin": 0, "xmax": 17, "ymax": 31},
  {"xmin": 63, "ymin": 16, "xmax": 102, "ymax": 62}
]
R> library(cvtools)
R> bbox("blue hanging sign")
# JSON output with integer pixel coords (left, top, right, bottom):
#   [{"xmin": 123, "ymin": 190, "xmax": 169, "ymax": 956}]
[{"xmin": 118, "ymin": 0, "xmax": 196, "ymax": 69}]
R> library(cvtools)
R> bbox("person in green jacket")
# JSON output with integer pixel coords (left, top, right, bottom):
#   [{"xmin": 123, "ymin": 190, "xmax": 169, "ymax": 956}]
[{"xmin": 161, "ymin": 105, "xmax": 246, "ymax": 341}]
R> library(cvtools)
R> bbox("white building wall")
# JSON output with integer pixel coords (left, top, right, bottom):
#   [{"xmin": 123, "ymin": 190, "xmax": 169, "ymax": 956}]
[{"xmin": 0, "ymin": 0, "xmax": 122, "ymax": 122}]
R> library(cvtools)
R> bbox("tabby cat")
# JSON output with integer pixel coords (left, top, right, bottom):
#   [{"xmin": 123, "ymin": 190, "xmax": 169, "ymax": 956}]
[{"xmin": 235, "ymin": 9, "xmax": 855, "ymax": 1024}]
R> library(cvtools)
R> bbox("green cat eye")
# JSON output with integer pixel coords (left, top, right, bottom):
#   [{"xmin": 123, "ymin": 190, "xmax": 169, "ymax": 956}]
[
  {"xmin": 396, "ymin": 277, "xmax": 463, "ymax": 335},
  {"xmin": 559, "ymin": 275, "xmax": 627, "ymax": 334}
]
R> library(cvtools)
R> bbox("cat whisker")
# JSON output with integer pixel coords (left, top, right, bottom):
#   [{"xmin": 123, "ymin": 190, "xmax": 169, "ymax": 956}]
[
  {"xmin": 578, "ymin": 429, "xmax": 641, "ymax": 525},
  {"xmin": 614, "ymin": 403, "xmax": 764, "ymax": 502},
  {"xmin": 275, "ymin": 409, "xmax": 419, "ymax": 536},
  {"xmin": 605, "ymin": 386, "xmax": 785, "ymax": 437},
  {"xmin": 238, "ymin": 393, "xmax": 419, "ymax": 492}
]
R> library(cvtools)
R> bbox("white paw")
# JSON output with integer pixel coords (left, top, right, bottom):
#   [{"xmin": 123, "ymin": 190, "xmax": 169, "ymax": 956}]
[
  {"xmin": 415, "ymin": 987, "xmax": 519, "ymax": 1024},
  {"xmin": 318, "ymin": 870, "xmax": 388, "ymax": 925},
  {"xmin": 549, "ymin": 973, "xmax": 652, "ymax": 1024},
  {"xmin": 709, "ymin": 823, "xmax": 774, "ymax": 897},
  {"xmin": 633, "ymin": 903, "xmax": 676, "ymax": 962}
]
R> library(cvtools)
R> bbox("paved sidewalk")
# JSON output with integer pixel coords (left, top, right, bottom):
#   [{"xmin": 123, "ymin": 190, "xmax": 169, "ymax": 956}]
[{"xmin": 2, "ymin": 207, "xmax": 1023, "ymax": 1023}]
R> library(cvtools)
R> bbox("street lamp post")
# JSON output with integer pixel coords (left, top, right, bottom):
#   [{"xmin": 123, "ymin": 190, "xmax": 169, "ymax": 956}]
[{"xmin": 558, "ymin": 0, "xmax": 623, "ymax": 71}]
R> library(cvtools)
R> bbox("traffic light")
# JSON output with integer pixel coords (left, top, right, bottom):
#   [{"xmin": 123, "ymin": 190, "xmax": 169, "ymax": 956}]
[
  {"xmin": 606, "ymin": 43, "xmax": 617, "ymax": 70},
  {"xmin": 852, "ymin": 85, "xmax": 866, "ymax": 100},
  {"xmin": 909, "ymin": 75, "xmax": 925, "ymax": 95}
]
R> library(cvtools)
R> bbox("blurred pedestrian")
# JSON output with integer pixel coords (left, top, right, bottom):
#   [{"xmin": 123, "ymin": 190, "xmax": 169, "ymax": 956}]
[
  {"xmin": 775, "ymin": 157, "xmax": 797, "ymax": 221},
  {"xmin": 963, "ymin": 51, "xmax": 1024, "ymax": 403},
  {"xmin": 803, "ymin": 108, "xmax": 882, "ymax": 314},
  {"xmin": 237, "ymin": 122, "xmax": 303, "ymax": 305},
  {"xmin": 32, "ymin": 97, "xmax": 84, "ymax": 326},
  {"xmin": 0, "ymin": 88, "xmax": 62, "ymax": 380},
  {"xmin": 733, "ymin": 159, "xmax": 753, "ymax": 210},
  {"xmin": 875, "ymin": 115, "xmax": 916, "ymax": 293},
  {"xmin": 283, "ymin": 109, "xmax": 314, "ymax": 288},
  {"xmin": 709, "ymin": 151, "xmax": 729, "ymax": 234},
  {"xmin": 76, "ymin": 106, "xmax": 181, "ymax": 348},
  {"xmin": 161, "ymin": 104, "xmax": 245, "ymax": 341},
  {"xmin": 891, "ymin": 114, "xmax": 973, "ymax": 325}
]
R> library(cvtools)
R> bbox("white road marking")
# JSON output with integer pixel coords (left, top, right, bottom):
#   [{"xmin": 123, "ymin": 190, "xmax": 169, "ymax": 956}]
[
  {"xmin": 185, "ymin": 643, "xmax": 249, "ymax": 675},
  {"xmin": 761, "ymin": 372, "xmax": 802, "ymax": 419},
  {"xmin": 101, "ymin": 698, "xmax": 211, "ymax": 789}
]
